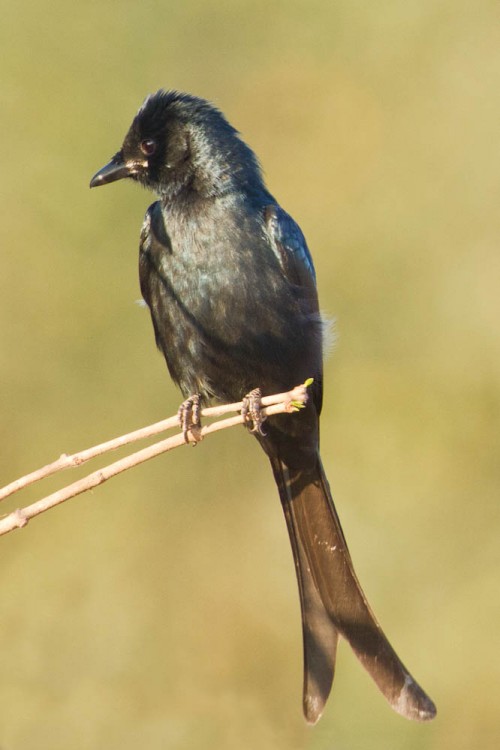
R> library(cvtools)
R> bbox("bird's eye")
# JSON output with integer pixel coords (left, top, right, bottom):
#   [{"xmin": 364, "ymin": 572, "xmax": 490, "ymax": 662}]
[{"xmin": 140, "ymin": 139, "xmax": 157, "ymax": 156}]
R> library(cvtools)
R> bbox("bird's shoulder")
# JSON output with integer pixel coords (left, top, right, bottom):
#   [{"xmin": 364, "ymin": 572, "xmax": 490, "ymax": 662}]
[
  {"xmin": 263, "ymin": 204, "xmax": 316, "ymax": 288},
  {"xmin": 138, "ymin": 201, "xmax": 174, "ymax": 310},
  {"xmin": 139, "ymin": 201, "xmax": 171, "ymax": 257}
]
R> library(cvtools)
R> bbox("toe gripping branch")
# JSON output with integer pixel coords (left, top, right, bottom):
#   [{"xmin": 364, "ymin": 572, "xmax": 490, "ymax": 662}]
[
  {"xmin": 241, "ymin": 388, "xmax": 267, "ymax": 436},
  {"xmin": 178, "ymin": 395, "xmax": 202, "ymax": 444}
]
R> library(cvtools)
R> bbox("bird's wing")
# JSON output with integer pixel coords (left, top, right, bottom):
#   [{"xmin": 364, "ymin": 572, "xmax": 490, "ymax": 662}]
[
  {"xmin": 138, "ymin": 204, "xmax": 160, "ymax": 340},
  {"xmin": 264, "ymin": 204, "xmax": 317, "ymax": 298},
  {"xmin": 138, "ymin": 201, "xmax": 176, "ymax": 355},
  {"xmin": 264, "ymin": 203, "xmax": 323, "ymax": 415}
]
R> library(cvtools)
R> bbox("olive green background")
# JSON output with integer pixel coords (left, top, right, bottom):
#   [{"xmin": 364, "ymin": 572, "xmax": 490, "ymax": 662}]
[{"xmin": 1, "ymin": 1, "xmax": 498, "ymax": 748}]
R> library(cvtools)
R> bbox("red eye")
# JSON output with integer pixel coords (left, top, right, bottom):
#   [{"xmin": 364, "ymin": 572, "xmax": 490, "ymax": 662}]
[{"xmin": 140, "ymin": 139, "xmax": 157, "ymax": 156}]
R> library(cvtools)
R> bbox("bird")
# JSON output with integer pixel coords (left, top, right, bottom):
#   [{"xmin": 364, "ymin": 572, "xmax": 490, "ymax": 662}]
[{"xmin": 90, "ymin": 90, "xmax": 436, "ymax": 724}]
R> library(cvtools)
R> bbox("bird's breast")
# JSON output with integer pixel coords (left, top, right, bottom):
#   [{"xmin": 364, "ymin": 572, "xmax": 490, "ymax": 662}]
[{"xmin": 140, "ymin": 200, "xmax": 321, "ymax": 401}]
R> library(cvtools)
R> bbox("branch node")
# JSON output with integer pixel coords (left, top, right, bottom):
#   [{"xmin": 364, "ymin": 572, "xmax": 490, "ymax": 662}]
[
  {"xmin": 12, "ymin": 509, "xmax": 29, "ymax": 529},
  {"xmin": 285, "ymin": 384, "xmax": 309, "ymax": 412}
]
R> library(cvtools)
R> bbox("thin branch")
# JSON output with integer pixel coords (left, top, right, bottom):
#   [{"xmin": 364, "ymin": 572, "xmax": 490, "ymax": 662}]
[
  {"xmin": 0, "ymin": 386, "xmax": 305, "ymax": 503},
  {"xmin": 0, "ymin": 383, "xmax": 309, "ymax": 537}
]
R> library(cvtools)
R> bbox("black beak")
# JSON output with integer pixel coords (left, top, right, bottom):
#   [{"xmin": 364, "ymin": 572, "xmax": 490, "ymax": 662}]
[{"xmin": 90, "ymin": 152, "xmax": 132, "ymax": 188}]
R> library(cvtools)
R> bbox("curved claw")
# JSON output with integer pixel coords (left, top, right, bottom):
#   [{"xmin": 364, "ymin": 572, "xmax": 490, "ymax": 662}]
[
  {"xmin": 178, "ymin": 394, "xmax": 202, "ymax": 444},
  {"xmin": 241, "ymin": 388, "xmax": 267, "ymax": 436}
]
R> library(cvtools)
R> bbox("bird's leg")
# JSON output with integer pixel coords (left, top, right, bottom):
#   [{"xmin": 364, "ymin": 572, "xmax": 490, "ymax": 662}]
[
  {"xmin": 178, "ymin": 394, "xmax": 202, "ymax": 444},
  {"xmin": 241, "ymin": 388, "xmax": 267, "ymax": 436}
]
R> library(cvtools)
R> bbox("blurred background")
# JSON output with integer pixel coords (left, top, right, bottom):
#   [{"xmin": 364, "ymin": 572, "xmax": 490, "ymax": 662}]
[{"xmin": 1, "ymin": 1, "xmax": 499, "ymax": 748}]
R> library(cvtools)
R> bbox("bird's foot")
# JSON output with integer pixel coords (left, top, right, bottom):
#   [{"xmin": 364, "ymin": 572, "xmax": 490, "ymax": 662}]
[
  {"xmin": 241, "ymin": 388, "xmax": 267, "ymax": 436},
  {"xmin": 178, "ymin": 394, "xmax": 202, "ymax": 444}
]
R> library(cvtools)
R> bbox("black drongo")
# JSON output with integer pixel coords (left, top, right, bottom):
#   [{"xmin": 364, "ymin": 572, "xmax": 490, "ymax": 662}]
[{"xmin": 90, "ymin": 90, "xmax": 436, "ymax": 724}]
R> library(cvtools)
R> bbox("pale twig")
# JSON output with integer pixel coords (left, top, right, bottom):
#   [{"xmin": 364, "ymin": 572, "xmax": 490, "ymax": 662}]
[
  {"xmin": 0, "ymin": 383, "xmax": 309, "ymax": 537},
  {"xmin": 0, "ymin": 386, "xmax": 305, "ymax": 503}
]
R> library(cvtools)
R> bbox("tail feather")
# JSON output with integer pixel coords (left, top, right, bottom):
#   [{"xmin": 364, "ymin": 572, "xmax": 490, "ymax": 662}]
[
  {"xmin": 270, "ymin": 454, "xmax": 436, "ymax": 723},
  {"xmin": 279, "ymin": 466, "xmax": 339, "ymax": 723}
]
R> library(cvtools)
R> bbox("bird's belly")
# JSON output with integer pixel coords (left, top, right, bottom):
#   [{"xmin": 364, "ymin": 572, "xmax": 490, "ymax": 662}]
[{"xmin": 146, "ymin": 260, "xmax": 320, "ymax": 403}]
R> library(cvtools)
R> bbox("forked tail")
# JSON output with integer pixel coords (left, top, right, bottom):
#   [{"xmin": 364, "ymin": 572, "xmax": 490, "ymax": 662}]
[{"xmin": 269, "ymin": 454, "xmax": 436, "ymax": 724}]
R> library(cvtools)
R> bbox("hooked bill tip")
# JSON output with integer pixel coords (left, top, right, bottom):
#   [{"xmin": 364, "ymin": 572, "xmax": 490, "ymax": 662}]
[{"xmin": 89, "ymin": 154, "xmax": 132, "ymax": 189}]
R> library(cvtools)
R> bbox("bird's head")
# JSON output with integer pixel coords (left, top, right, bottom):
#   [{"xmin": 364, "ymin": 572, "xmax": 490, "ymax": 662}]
[{"xmin": 90, "ymin": 90, "xmax": 262, "ymax": 201}]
